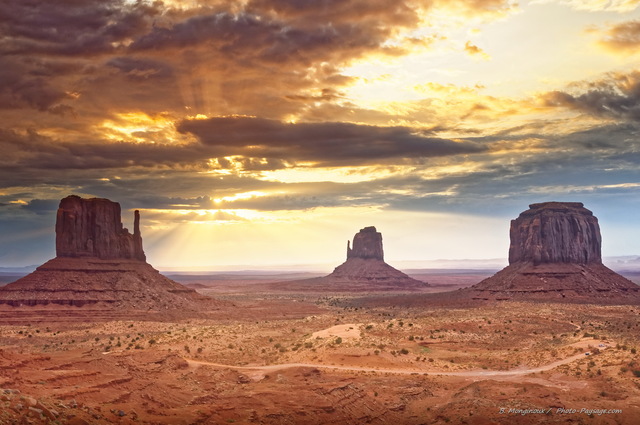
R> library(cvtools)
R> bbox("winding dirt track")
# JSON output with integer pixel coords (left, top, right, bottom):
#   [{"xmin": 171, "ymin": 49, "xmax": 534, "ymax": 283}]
[{"xmin": 184, "ymin": 344, "xmax": 605, "ymax": 378}]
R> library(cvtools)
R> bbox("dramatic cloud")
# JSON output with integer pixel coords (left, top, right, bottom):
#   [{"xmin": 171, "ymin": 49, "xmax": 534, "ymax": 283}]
[
  {"xmin": 539, "ymin": 71, "xmax": 640, "ymax": 122},
  {"xmin": 177, "ymin": 117, "xmax": 487, "ymax": 166},
  {"xmin": 1, "ymin": 0, "xmax": 640, "ymax": 266}
]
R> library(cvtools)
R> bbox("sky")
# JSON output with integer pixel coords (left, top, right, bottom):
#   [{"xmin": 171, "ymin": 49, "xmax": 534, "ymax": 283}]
[{"xmin": 2, "ymin": 0, "xmax": 640, "ymax": 269}]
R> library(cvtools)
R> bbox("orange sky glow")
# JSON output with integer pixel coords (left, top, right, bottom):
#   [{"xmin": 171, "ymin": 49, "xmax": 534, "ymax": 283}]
[{"xmin": 2, "ymin": 0, "xmax": 640, "ymax": 269}]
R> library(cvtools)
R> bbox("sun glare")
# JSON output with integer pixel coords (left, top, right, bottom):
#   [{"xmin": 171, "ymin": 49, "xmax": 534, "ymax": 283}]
[
  {"xmin": 100, "ymin": 112, "xmax": 188, "ymax": 144},
  {"xmin": 260, "ymin": 166, "xmax": 408, "ymax": 184}
]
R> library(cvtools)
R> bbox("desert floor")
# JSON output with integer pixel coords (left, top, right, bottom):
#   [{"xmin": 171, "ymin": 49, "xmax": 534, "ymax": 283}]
[{"xmin": 0, "ymin": 274, "xmax": 639, "ymax": 425}]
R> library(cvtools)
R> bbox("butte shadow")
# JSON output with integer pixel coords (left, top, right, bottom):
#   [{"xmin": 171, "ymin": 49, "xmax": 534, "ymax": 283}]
[
  {"xmin": 268, "ymin": 226, "xmax": 429, "ymax": 292},
  {"xmin": 0, "ymin": 195, "xmax": 226, "ymax": 319}
]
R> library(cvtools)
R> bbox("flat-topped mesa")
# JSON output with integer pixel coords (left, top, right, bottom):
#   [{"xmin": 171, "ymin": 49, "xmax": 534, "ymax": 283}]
[
  {"xmin": 55, "ymin": 195, "xmax": 146, "ymax": 261},
  {"xmin": 508, "ymin": 201, "xmax": 601, "ymax": 266},
  {"xmin": 465, "ymin": 201, "xmax": 640, "ymax": 303},
  {"xmin": 347, "ymin": 226, "xmax": 384, "ymax": 261}
]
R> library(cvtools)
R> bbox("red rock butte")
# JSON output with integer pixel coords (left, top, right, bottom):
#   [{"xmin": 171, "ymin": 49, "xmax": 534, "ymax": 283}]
[
  {"xmin": 467, "ymin": 202, "xmax": 640, "ymax": 302},
  {"xmin": 55, "ymin": 195, "xmax": 146, "ymax": 261},
  {"xmin": 271, "ymin": 226, "xmax": 428, "ymax": 291},
  {"xmin": 0, "ymin": 195, "xmax": 221, "ymax": 316}
]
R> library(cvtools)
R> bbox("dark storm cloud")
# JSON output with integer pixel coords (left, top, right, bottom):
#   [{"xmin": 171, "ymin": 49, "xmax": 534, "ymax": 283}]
[
  {"xmin": 21, "ymin": 199, "xmax": 59, "ymax": 215},
  {"xmin": 0, "ymin": 56, "xmax": 74, "ymax": 112},
  {"xmin": 540, "ymin": 71, "xmax": 640, "ymax": 122},
  {"xmin": 0, "ymin": 0, "xmax": 160, "ymax": 56},
  {"xmin": 106, "ymin": 57, "xmax": 174, "ymax": 80},
  {"xmin": 131, "ymin": 3, "xmax": 418, "ymax": 63},
  {"xmin": 177, "ymin": 117, "xmax": 487, "ymax": 165},
  {"xmin": 0, "ymin": 0, "xmax": 161, "ymax": 114},
  {"xmin": 0, "ymin": 116, "xmax": 484, "ymax": 176},
  {"xmin": 0, "ymin": 127, "xmax": 209, "ymax": 173}
]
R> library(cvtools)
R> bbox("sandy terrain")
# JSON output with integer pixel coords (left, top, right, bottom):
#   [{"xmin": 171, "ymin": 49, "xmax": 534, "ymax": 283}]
[{"xmin": 0, "ymin": 274, "xmax": 639, "ymax": 424}]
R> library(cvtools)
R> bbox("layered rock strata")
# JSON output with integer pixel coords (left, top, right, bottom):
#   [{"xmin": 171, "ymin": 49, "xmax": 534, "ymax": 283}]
[
  {"xmin": 0, "ymin": 196, "xmax": 219, "ymax": 311},
  {"xmin": 56, "ymin": 195, "xmax": 146, "ymax": 261},
  {"xmin": 468, "ymin": 202, "xmax": 640, "ymax": 302},
  {"xmin": 508, "ymin": 202, "xmax": 601, "ymax": 265}
]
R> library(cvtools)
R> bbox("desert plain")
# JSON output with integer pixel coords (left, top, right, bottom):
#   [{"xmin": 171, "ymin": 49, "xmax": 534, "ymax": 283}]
[{"xmin": 0, "ymin": 272, "xmax": 639, "ymax": 425}]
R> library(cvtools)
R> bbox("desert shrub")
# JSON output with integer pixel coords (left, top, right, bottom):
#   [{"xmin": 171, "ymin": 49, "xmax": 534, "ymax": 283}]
[
  {"xmin": 633, "ymin": 370, "xmax": 640, "ymax": 378},
  {"xmin": 399, "ymin": 348, "xmax": 409, "ymax": 355},
  {"xmin": 335, "ymin": 337, "xmax": 342, "ymax": 344}
]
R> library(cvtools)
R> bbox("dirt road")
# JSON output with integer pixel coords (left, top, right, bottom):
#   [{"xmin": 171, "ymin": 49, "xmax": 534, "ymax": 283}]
[{"xmin": 185, "ymin": 340, "xmax": 606, "ymax": 378}]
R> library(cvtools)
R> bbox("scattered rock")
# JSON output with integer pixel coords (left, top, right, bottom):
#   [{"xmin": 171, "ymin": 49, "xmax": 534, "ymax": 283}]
[
  {"xmin": 237, "ymin": 374, "xmax": 251, "ymax": 384},
  {"xmin": 27, "ymin": 407, "xmax": 43, "ymax": 417},
  {"xmin": 66, "ymin": 417, "xmax": 90, "ymax": 425},
  {"xmin": 23, "ymin": 396, "xmax": 37, "ymax": 407},
  {"xmin": 35, "ymin": 401, "xmax": 56, "ymax": 420}
]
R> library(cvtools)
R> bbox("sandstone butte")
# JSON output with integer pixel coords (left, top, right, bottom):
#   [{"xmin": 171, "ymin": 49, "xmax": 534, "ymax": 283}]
[
  {"xmin": 271, "ymin": 226, "xmax": 428, "ymax": 291},
  {"xmin": 466, "ymin": 201, "xmax": 640, "ymax": 302},
  {"xmin": 0, "ymin": 195, "xmax": 220, "ymax": 313}
]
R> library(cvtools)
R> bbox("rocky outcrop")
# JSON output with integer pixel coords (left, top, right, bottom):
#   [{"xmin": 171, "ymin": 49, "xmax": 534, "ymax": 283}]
[
  {"xmin": 347, "ymin": 227, "xmax": 384, "ymax": 261},
  {"xmin": 508, "ymin": 202, "xmax": 601, "ymax": 265},
  {"xmin": 56, "ymin": 195, "xmax": 145, "ymax": 261},
  {"xmin": 0, "ymin": 195, "xmax": 223, "ymax": 313},
  {"xmin": 270, "ymin": 226, "xmax": 427, "ymax": 291},
  {"xmin": 466, "ymin": 201, "xmax": 640, "ymax": 303}
]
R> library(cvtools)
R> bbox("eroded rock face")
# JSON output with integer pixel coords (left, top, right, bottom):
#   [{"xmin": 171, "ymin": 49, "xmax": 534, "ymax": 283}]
[
  {"xmin": 508, "ymin": 202, "xmax": 601, "ymax": 265},
  {"xmin": 55, "ymin": 195, "xmax": 145, "ymax": 261},
  {"xmin": 347, "ymin": 226, "xmax": 384, "ymax": 261}
]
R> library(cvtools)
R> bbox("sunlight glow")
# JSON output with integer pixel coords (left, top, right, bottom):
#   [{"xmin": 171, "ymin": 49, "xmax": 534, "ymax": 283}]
[
  {"xmin": 260, "ymin": 166, "xmax": 408, "ymax": 184},
  {"xmin": 213, "ymin": 191, "xmax": 270, "ymax": 204},
  {"xmin": 100, "ymin": 112, "xmax": 187, "ymax": 144}
]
